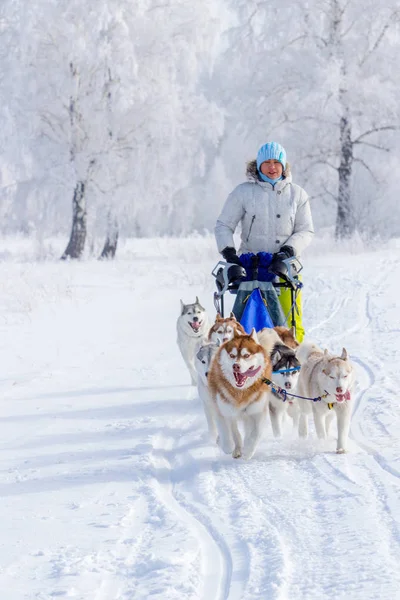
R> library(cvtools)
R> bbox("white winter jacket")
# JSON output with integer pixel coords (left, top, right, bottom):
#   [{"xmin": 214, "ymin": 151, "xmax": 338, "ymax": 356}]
[{"xmin": 215, "ymin": 161, "xmax": 314, "ymax": 257}]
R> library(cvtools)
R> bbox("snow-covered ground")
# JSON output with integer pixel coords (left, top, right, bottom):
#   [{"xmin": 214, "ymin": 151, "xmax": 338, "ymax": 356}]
[{"xmin": 1, "ymin": 235, "xmax": 400, "ymax": 600}]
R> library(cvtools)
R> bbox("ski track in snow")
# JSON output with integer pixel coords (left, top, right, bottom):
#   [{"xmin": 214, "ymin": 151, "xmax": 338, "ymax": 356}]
[
  {"xmin": 148, "ymin": 411, "xmax": 232, "ymax": 600},
  {"xmin": 1, "ymin": 247, "xmax": 400, "ymax": 599}
]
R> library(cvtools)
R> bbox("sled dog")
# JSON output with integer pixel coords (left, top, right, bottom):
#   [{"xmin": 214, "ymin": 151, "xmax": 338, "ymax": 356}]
[
  {"xmin": 273, "ymin": 326, "xmax": 299, "ymax": 349},
  {"xmin": 208, "ymin": 312, "xmax": 245, "ymax": 345},
  {"xmin": 258, "ymin": 327, "xmax": 282, "ymax": 352},
  {"xmin": 208, "ymin": 329, "xmax": 273, "ymax": 460},
  {"xmin": 296, "ymin": 341, "xmax": 355, "ymax": 453},
  {"xmin": 177, "ymin": 297, "xmax": 210, "ymax": 385},
  {"xmin": 258, "ymin": 326, "xmax": 298, "ymax": 352},
  {"xmin": 195, "ymin": 341, "xmax": 220, "ymax": 440},
  {"xmin": 268, "ymin": 343, "xmax": 301, "ymax": 437}
]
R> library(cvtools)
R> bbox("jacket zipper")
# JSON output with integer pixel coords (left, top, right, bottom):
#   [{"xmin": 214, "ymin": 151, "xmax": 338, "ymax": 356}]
[{"xmin": 246, "ymin": 215, "xmax": 256, "ymax": 242}]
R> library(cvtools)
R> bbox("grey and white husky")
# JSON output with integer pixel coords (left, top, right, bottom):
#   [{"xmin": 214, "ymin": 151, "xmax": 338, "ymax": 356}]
[
  {"xmin": 268, "ymin": 343, "xmax": 301, "ymax": 437},
  {"xmin": 195, "ymin": 341, "xmax": 220, "ymax": 440},
  {"xmin": 296, "ymin": 341, "xmax": 355, "ymax": 453},
  {"xmin": 177, "ymin": 297, "xmax": 210, "ymax": 386}
]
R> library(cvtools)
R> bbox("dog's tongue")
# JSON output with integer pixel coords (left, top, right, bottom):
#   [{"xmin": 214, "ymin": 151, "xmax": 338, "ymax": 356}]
[
  {"xmin": 244, "ymin": 366, "xmax": 261, "ymax": 378},
  {"xmin": 233, "ymin": 365, "xmax": 261, "ymax": 387},
  {"xmin": 190, "ymin": 321, "xmax": 201, "ymax": 331},
  {"xmin": 336, "ymin": 390, "xmax": 351, "ymax": 403}
]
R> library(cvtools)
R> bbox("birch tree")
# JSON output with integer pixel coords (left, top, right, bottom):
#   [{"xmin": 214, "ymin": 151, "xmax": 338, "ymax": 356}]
[{"xmin": 299, "ymin": 0, "xmax": 400, "ymax": 238}]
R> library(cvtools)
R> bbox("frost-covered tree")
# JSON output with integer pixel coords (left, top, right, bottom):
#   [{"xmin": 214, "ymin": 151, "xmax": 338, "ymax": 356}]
[
  {"xmin": 295, "ymin": 0, "xmax": 400, "ymax": 239},
  {"xmin": 1, "ymin": 0, "xmax": 400, "ymax": 244}
]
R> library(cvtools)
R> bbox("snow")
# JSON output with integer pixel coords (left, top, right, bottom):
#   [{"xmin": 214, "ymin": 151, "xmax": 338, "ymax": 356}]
[{"xmin": 1, "ymin": 236, "xmax": 400, "ymax": 599}]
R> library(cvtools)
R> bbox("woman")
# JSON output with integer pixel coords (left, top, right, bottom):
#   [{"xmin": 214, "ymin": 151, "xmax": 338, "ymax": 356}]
[{"xmin": 214, "ymin": 141, "xmax": 314, "ymax": 341}]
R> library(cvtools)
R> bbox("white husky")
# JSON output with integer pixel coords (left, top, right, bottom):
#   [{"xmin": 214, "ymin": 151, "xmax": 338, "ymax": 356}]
[
  {"xmin": 195, "ymin": 341, "xmax": 220, "ymax": 441},
  {"xmin": 296, "ymin": 341, "xmax": 355, "ymax": 453},
  {"xmin": 177, "ymin": 297, "xmax": 210, "ymax": 385}
]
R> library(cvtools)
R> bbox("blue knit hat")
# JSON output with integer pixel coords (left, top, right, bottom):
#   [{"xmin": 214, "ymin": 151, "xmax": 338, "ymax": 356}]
[{"xmin": 256, "ymin": 142, "xmax": 287, "ymax": 171}]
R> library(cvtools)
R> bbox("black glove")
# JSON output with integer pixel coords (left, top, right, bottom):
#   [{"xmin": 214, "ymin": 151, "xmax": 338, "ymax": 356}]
[
  {"xmin": 279, "ymin": 245, "xmax": 295, "ymax": 259},
  {"xmin": 221, "ymin": 246, "xmax": 242, "ymax": 266},
  {"xmin": 271, "ymin": 245, "xmax": 295, "ymax": 263}
]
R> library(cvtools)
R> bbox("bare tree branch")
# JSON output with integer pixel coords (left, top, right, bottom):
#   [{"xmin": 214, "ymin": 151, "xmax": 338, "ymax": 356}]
[
  {"xmin": 353, "ymin": 140, "xmax": 391, "ymax": 152},
  {"xmin": 302, "ymin": 158, "xmax": 338, "ymax": 175},
  {"xmin": 341, "ymin": 17, "xmax": 358, "ymax": 38},
  {"xmin": 359, "ymin": 11, "xmax": 400, "ymax": 67},
  {"xmin": 353, "ymin": 125, "xmax": 398, "ymax": 143},
  {"xmin": 354, "ymin": 157, "xmax": 377, "ymax": 180},
  {"xmin": 279, "ymin": 34, "xmax": 308, "ymax": 51}
]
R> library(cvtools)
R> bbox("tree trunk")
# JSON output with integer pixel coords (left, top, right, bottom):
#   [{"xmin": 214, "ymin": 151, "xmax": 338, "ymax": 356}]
[
  {"xmin": 99, "ymin": 213, "xmax": 119, "ymax": 260},
  {"xmin": 335, "ymin": 114, "xmax": 356, "ymax": 239},
  {"xmin": 61, "ymin": 180, "xmax": 87, "ymax": 260}
]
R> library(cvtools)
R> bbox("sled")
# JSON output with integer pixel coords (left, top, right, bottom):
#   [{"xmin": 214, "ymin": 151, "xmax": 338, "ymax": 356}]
[{"xmin": 211, "ymin": 252, "xmax": 303, "ymax": 336}]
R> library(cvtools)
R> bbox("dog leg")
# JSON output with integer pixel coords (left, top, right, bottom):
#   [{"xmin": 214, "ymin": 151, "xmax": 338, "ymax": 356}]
[
  {"xmin": 198, "ymin": 381, "xmax": 218, "ymax": 442},
  {"xmin": 216, "ymin": 414, "xmax": 235, "ymax": 454},
  {"xmin": 326, "ymin": 411, "xmax": 335, "ymax": 436},
  {"xmin": 289, "ymin": 404, "xmax": 300, "ymax": 435},
  {"xmin": 189, "ymin": 363, "xmax": 198, "ymax": 386},
  {"xmin": 313, "ymin": 407, "xmax": 327, "ymax": 439},
  {"xmin": 336, "ymin": 404, "xmax": 351, "ymax": 453},
  {"xmin": 231, "ymin": 419, "xmax": 243, "ymax": 459},
  {"xmin": 298, "ymin": 412, "xmax": 308, "ymax": 438},
  {"xmin": 204, "ymin": 402, "xmax": 218, "ymax": 442},
  {"xmin": 269, "ymin": 403, "xmax": 283, "ymax": 438},
  {"xmin": 202, "ymin": 398, "xmax": 218, "ymax": 442},
  {"xmin": 182, "ymin": 353, "xmax": 198, "ymax": 386},
  {"xmin": 242, "ymin": 412, "xmax": 266, "ymax": 460}
]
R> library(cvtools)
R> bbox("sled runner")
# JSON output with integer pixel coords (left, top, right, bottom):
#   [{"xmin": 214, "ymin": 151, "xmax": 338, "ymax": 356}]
[{"xmin": 211, "ymin": 252, "xmax": 303, "ymax": 336}]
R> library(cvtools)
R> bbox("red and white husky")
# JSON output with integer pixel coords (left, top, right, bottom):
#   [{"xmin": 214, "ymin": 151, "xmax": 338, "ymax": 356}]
[
  {"xmin": 258, "ymin": 326, "xmax": 299, "ymax": 351},
  {"xmin": 208, "ymin": 330, "xmax": 274, "ymax": 460},
  {"xmin": 208, "ymin": 312, "xmax": 245, "ymax": 345}
]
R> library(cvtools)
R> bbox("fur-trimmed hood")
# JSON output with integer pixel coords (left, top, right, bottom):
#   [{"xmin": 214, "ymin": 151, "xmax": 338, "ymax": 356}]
[{"xmin": 246, "ymin": 159, "xmax": 292, "ymax": 183}]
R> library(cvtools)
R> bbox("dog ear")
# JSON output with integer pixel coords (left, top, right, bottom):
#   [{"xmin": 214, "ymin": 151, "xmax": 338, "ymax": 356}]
[
  {"xmin": 271, "ymin": 348, "xmax": 282, "ymax": 364},
  {"xmin": 215, "ymin": 313, "xmax": 222, "ymax": 321},
  {"xmin": 195, "ymin": 296, "xmax": 199, "ymax": 304},
  {"xmin": 180, "ymin": 299, "xmax": 186, "ymax": 314},
  {"xmin": 340, "ymin": 348, "xmax": 348, "ymax": 360},
  {"xmin": 229, "ymin": 311, "xmax": 236, "ymax": 320},
  {"xmin": 250, "ymin": 328, "xmax": 259, "ymax": 343}
]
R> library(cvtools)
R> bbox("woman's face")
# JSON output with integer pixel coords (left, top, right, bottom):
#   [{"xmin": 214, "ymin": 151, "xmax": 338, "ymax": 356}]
[{"xmin": 260, "ymin": 159, "xmax": 283, "ymax": 180}]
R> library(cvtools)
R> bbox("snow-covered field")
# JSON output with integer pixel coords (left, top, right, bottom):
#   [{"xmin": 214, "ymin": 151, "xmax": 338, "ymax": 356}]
[{"xmin": 1, "ymin": 235, "xmax": 400, "ymax": 600}]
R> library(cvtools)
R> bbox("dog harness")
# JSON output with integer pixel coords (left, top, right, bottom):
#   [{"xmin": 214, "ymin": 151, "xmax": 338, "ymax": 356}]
[
  {"xmin": 262, "ymin": 377, "xmax": 329, "ymax": 403},
  {"xmin": 272, "ymin": 366, "xmax": 301, "ymax": 375}
]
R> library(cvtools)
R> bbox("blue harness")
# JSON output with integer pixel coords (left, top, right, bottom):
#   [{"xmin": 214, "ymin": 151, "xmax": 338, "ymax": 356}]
[{"xmin": 272, "ymin": 366, "xmax": 301, "ymax": 375}]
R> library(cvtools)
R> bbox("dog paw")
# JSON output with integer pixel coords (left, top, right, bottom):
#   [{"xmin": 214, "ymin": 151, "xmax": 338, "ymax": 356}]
[
  {"xmin": 241, "ymin": 447, "xmax": 255, "ymax": 460},
  {"xmin": 336, "ymin": 448, "xmax": 347, "ymax": 454},
  {"xmin": 232, "ymin": 447, "xmax": 242, "ymax": 459}
]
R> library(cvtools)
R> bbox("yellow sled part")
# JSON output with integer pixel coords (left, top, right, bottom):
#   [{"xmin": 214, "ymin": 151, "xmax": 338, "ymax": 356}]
[{"xmin": 277, "ymin": 278, "xmax": 305, "ymax": 343}]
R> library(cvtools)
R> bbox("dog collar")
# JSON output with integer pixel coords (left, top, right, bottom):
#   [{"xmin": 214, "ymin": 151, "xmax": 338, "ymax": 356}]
[{"xmin": 325, "ymin": 390, "xmax": 351, "ymax": 409}]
